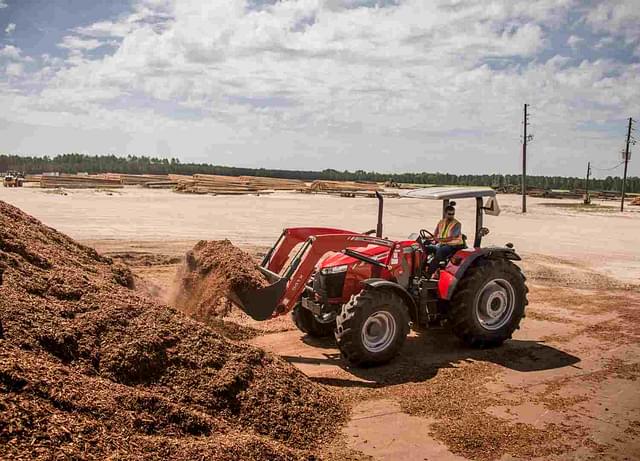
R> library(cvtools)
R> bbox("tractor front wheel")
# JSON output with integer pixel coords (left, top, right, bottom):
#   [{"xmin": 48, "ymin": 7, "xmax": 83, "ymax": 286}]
[
  {"xmin": 335, "ymin": 288, "xmax": 410, "ymax": 366},
  {"xmin": 449, "ymin": 258, "xmax": 527, "ymax": 347},
  {"xmin": 291, "ymin": 303, "xmax": 336, "ymax": 338}
]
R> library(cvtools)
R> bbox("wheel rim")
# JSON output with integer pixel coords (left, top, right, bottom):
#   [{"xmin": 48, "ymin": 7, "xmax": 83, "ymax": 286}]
[
  {"xmin": 474, "ymin": 278, "xmax": 515, "ymax": 331},
  {"xmin": 361, "ymin": 311, "xmax": 396, "ymax": 353}
]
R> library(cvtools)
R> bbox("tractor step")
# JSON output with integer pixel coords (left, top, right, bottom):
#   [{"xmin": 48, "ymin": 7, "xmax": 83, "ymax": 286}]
[{"xmin": 418, "ymin": 279, "xmax": 440, "ymax": 320}]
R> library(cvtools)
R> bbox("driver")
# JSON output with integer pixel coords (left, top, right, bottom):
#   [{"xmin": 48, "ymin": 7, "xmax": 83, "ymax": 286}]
[{"xmin": 424, "ymin": 205, "xmax": 464, "ymax": 279}]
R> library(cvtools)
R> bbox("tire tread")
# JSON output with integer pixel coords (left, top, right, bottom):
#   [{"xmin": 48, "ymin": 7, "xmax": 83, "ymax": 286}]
[
  {"xmin": 449, "ymin": 259, "xmax": 527, "ymax": 348},
  {"xmin": 335, "ymin": 288, "xmax": 409, "ymax": 366}
]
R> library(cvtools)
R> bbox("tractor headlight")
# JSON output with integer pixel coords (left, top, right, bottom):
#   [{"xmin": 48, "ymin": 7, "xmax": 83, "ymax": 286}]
[{"xmin": 321, "ymin": 264, "xmax": 348, "ymax": 275}]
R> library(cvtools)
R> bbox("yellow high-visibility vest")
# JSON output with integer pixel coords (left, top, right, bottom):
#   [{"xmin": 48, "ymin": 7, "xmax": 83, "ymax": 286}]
[{"xmin": 435, "ymin": 218, "xmax": 463, "ymax": 245}]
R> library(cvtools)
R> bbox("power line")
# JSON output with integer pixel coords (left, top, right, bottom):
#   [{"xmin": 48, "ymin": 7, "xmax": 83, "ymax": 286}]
[{"xmin": 591, "ymin": 160, "xmax": 625, "ymax": 172}]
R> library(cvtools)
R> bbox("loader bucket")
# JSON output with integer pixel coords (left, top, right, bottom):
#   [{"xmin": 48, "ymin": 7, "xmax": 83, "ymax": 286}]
[{"xmin": 229, "ymin": 266, "xmax": 288, "ymax": 321}]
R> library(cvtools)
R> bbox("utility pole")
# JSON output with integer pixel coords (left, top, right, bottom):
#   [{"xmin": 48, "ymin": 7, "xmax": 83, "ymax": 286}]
[
  {"xmin": 521, "ymin": 104, "xmax": 532, "ymax": 213},
  {"xmin": 621, "ymin": 117, "xmax": 633, "ymax": 212},
  {"xmin": 584, "ymin": 161, "xmax": 591, "ymax": 204}
]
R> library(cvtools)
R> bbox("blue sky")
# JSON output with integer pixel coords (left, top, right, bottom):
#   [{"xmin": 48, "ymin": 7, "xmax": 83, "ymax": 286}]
[
  {"xmin": 0, "ymin": 0, "xmax": 638, "ymax": 177},
  {"xmin": 0, "ymin": 1, "xmax": 130, "ymax": 57}
]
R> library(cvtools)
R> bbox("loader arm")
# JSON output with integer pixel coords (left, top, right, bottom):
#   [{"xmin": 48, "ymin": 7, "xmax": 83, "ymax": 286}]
[
  {"xmin": 263, "ymin": 227, "xmax": 358, "ymax": 274},
  {"xmin": 234, "ymin": 233, "xmax": 394, "ymax": 320}
]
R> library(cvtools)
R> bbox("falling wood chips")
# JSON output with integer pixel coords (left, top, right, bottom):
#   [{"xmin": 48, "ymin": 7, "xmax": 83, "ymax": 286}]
[{"xmin": 171, "ymin": 240, "xmax": 269, "ymax": 323}]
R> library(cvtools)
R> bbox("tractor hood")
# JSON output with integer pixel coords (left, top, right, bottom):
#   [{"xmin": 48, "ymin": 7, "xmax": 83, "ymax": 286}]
[
  {"xmin": 319, "ymin": 245, "xmax": 387, "ymax": 269},
  {"xmin": 319, "ymin": 240, "xmax": 415, "ymax": 270}
]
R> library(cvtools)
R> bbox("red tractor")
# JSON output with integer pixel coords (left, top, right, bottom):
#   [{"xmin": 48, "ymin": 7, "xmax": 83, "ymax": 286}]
[{"xmin": 233, "ymin": 187, "xmax": 527, "ymax": 366}]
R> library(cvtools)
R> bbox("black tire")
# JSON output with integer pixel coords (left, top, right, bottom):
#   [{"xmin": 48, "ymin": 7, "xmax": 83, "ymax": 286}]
[
  {"xmin": 291, "ymin": 303, "xmax": 335, "ymax": 338},
  {"xmin": 335, "ymin": 288, "xmax": 410, "ymax": 366},
  {"xmin": 449, "ymin": 258, "xmax": 528, "ymax": 348}
]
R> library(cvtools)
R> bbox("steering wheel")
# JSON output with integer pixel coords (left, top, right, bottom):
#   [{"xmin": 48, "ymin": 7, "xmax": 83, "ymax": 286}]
[
  {"xmin": 419, "ymin": 229, "xmax": 435, "ymax": 241},
  {"xmin": 417, "ymin": 229, "xmax": 436, "ymax": 251}
]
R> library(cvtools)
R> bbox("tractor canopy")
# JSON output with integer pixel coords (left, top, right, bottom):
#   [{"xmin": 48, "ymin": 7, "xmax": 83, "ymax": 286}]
[
  {"xmin": 402, "ymin": 186, "xmax": 498, "ymax": 205},
  {"xmin": 401, "ymin": 186, "xmax": 500, "ymax": 247}
]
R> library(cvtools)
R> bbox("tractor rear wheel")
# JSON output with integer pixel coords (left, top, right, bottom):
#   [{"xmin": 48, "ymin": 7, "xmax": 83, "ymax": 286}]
[
  {"xmin": 291, "ymin": 303, "xmax": 335, "ymax": 338},
  {"xmin": 335, "ymin": 288, "xmax": 410, "ymax": 366},
  {"xmin": 449, "ymin": 258, "xmax": 527, "ymax": 348}
]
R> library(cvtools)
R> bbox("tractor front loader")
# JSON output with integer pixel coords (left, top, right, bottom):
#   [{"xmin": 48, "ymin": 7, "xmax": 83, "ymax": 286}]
[{"xmin": 232, "ymin": 188, "xmax": 528, "ymax": 366}]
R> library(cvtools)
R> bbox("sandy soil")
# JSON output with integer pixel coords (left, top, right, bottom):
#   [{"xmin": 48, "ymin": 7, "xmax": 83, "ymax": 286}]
[
  {"xmin": 2, "ymin": 186, "xmax": 639, "ymax": 460},
  {"xmin": 2, "ymin": 187, "xmax": 639, "ymax": 281}
]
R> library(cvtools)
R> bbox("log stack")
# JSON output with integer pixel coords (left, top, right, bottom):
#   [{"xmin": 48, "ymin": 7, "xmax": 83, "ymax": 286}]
[
  {"xmin": 308, "ymin": 180, "xmax": 381, "ymax": 193},
  {"xmin": 305, "ymin": 180, "xmax": 402, "ymax": 198},
  {"xmin": 40, "ymin": 174, "xmax": 123, "ymax": 189},
  {"xmin": 103, "ymin": 174, "xmax": 171, "ymax": 186},
  {"xmin": 238, "ymin": 175, "xmax": 306, "ymax": 191},
  {"xmin": 23, "ymin": 174, "xmax": 42, "ymax": 184},
  {"xmin": 174, "ymin": 174, "xmax": 305, "ymax": 195}
]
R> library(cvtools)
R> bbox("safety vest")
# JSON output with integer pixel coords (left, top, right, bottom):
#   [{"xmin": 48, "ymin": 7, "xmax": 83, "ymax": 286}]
[{"xmin": 435, "ymin": 218, "xmax": 463, "ymax": 245}]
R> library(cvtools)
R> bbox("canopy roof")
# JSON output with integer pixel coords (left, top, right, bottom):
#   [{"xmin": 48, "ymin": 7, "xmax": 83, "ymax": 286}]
[{"xmin": 401, "ymin": 186, "xmax": 496, "ymax": 200}]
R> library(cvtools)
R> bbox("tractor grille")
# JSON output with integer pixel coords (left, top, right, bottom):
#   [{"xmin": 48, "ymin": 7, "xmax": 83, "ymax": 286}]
[{"xmin": 313, "ymin": 272, "xmax": 346, "ymax": 300}]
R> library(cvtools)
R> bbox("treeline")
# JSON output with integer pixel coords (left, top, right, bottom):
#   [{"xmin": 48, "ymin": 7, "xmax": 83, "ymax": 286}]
[{"xmin": 1, "ymin": 153, "xmax": 638, "ymax": 193}]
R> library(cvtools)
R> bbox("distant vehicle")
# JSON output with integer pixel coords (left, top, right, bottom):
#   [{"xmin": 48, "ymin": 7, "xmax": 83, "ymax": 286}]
[{"xmin": 2, "ymin": 171, "xmax": 25, "ymax": 187}]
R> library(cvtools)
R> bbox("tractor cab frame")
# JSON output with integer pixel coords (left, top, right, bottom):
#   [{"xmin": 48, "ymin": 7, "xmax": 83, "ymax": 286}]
[{"xmin": 402, "ymin": 186, "xmax": 501, "ymax": 248}]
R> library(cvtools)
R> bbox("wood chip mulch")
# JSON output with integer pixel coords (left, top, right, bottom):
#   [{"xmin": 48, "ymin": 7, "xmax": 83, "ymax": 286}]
[{"xmin": 0, "ymin": 200, "xmax": 346, "ymax": 460}]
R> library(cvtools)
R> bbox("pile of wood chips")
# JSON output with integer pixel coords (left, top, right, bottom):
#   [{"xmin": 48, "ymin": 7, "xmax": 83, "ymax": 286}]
[{"xmin": 0, "ymin": 200, "xmax": 346, "ymax": 460}]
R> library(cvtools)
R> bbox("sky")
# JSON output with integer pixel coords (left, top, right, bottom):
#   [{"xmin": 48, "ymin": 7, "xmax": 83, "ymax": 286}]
[{"xmin": 0, "ymin": 0, "xmax": 638, "ymax": 177}]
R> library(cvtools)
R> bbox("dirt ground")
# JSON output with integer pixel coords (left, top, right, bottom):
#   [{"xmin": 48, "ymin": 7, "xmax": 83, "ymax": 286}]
[{"xmin": 2, "ymin": 186, "xmax": 639, "ymax": 460}]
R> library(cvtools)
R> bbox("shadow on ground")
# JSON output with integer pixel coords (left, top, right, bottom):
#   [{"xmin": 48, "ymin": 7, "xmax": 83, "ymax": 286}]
[{"xmin": 285, "ymin": 329, "xmax": 580, "ymax": 388}]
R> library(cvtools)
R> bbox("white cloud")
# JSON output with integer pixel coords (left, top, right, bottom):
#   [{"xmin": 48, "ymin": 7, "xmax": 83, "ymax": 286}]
[
  {"xmin": 5, "ymin": 22, "xmax": 15, "ymax": 35},
  {"xmin": 0, "ymin": 44, "xmax": 21, "ymax": 59},
  {"xmin": 5, "ymin": 62, "xmax": 23, "ymax": 76},
  {"xmin": 58, "ymin": 35, "xmax": 104, "ymax": 51},
  {"xmin": 567, "ymin": 35, "xmax": 583, "ymax": 48},
  {"xmin": 75, "ymin": 20, "xmax": 136, "ymax": 38},
  {"xmin": 586, "ymin": 0, "xmax": 640, "ymax": 44},
  {"xmin": 0, "ymin": 1, "xmax": 7, "ymax": 9},
  {"xmin": 0, "ymin": 0, "xmax": 638, "ymax": 176}
]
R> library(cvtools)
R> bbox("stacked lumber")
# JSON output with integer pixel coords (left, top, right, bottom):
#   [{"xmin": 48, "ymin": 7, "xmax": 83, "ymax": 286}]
[
  {"xmin": 631, "ymin": 197, "xmax": 640, "ymax": 206},
  {"xmin": 173, "ymin": 174, "xmax": 304, "ymax": 195},
  {"xmin": 40, "ymin": 174, "xmax": 123, "ymax": 189},
  {"xmin": 331, "ymin": 190, "xmax": 400, "ymax": 198},
  {"xmin": 308, "ymin": 180, "xmax": 382, "ymax": 193},
  {"xmin": 103, "ymin": 173, "xmax": 171, "ymax": 185},
  {"xmin": 385, "ymin": 181, "xmax": 433, "ymax": 190},
  {"xmin": 23, "ymin": 174, "xmax": 41, "ymax": 183},
  {"xmin": 168, "ymin": 174, "xmax": 193, "ymax": 182},
  {"xmin": 238, "ymin": 175, "xmax": 306, "ymax": 190},
  {"xmin": 594, "ymin": 191, "xmax": 627, "ymax": 201}
]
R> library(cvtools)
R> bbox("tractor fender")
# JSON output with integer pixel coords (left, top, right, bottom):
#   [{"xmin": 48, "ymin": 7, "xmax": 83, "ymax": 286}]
[
  {"xmin": 442, "ymin": 247, "xmax": 521, "ymax": 300},
  {"xmin": 361, "ymin": 278, "xmax": 419, "ymax": 323}
]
